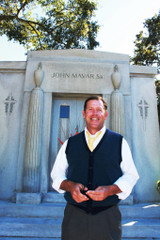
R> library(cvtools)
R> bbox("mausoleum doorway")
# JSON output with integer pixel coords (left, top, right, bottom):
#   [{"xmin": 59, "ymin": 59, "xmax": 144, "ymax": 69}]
[{"xmin": 49, "ymin": 94, "xmax": 93, "ymax": 190}]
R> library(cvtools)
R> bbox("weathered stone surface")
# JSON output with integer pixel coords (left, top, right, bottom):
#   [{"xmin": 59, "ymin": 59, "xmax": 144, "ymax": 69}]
[
  {"xmin": 0, "ymin": 50, "xmax": 159, "ymax": 204},
  {"xmin": 16, "ymin": 193, "xmax": 41, "ymax": 204},
  {"xmin": 131, "ymin": 69, "xmax": 160, "ymax": 202}
]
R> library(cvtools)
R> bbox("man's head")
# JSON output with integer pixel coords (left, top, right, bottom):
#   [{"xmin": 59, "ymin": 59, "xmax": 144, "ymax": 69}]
[
  {"xmin": 83, "ymin": 96, "xmax": 108, "ymax": 134},
  {"xmin": 83, "ymin": 96, "xmax": 107, "ymax": 111}
]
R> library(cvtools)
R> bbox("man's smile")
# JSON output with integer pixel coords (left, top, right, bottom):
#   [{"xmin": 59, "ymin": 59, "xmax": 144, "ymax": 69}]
[{"xmin": 91, "ymin": 117, "xmax": 99, "ymax": 121}]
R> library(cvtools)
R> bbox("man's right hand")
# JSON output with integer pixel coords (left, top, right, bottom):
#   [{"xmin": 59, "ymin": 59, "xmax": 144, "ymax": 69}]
[{"xmin": 60, "ymin": 180, "xmax": 89, "ymax": 203}]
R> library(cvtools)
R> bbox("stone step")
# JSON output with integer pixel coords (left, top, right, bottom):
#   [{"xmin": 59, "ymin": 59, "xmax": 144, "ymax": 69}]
[
  {"xmin": 122, "ymin": 218, "xmax": 160, "ymax": 238},
  {"xmin": 0, "ymin": 239, "xmax": 159, "ymax": 240},
  {"xmin": 0, "ymin": 201, "xmax": 159, "ymax": 239},
  {"xmin": 0, "ymin": 217, "xmax": 61, "ymax": 238},
  {"xmin": 0, "ymin": 201, "xmax": 65, "ymax": 218},
  {"xmin": 16, "ymin": 192, "xmax": 134, "ymax": 205},
  {"xmin": 0, "ymin": 217, "xmax": 159, "ymax": 239},
  {"xmin": 43, "ymin": 192, "xmax": 134, "ymax": 205},
  {"xmin": 120, "ymin": 203, "xmax": 160, "ymax": 219},
  {"xmin": 0, "ymin": 201, "xmax": 160, "ymax": 219},
  {"xmin": 0, "ymin": 239, "xmax": 60, "ymax": 240},
  {"xmin": 0, "ymin": 239, "xmax": 158, "ymax": 240}
]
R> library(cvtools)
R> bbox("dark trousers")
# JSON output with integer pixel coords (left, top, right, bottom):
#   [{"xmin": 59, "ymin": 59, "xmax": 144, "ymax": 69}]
[{"xmin": 62, "ymin": 203, "xmax": 122, "ymax": 240}]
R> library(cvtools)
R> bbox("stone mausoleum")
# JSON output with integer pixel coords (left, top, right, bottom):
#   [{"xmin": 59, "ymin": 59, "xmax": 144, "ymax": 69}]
[{"xmin": 0, "ymin": 49, "xmax": 160, "ymax": 205}]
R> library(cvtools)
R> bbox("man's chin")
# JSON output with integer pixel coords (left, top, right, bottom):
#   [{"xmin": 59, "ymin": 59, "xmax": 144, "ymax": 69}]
[{"xmin": 87, "ymin": 125, "xmax": 102, "ymax": 132}]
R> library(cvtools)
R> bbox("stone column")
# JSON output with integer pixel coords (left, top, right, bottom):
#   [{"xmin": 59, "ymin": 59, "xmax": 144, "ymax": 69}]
[
  {"xmin": 110, "ymin": 65, "xmax": 125, "ymax": 137},
  {"xmin": 23, "ymin": 63, "xmax": 44, "ymax": 192}
]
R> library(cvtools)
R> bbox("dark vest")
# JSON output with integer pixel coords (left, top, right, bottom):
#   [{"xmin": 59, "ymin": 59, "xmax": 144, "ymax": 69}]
[{"xmin": 65, "ymin": 129, "xmax": 123, "ymax": 210}]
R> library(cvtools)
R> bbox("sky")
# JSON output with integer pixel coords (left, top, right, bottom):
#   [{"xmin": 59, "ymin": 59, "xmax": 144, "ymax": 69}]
[{"xmin": 0, "ymin": 0, "xmax": 159, "ymax": 61}]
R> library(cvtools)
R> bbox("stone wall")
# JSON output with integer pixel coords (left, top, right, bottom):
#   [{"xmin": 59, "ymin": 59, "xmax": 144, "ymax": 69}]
[
  {"xmin": 0, "ymin": 50, "xmax": 159, "ymax": 203},
  {"xmin": 130, "ymin": 65, "xmax": 160, "ymax": 202},
  {"xmin": 0, "ymin": 62, "xmax": 26, "ymax": 200}
]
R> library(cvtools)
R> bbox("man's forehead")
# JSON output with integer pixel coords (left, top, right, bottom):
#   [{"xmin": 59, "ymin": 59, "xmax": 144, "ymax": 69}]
[{"xmin": 86, "ymin": 99, "xmax": 104, "ymax": 107}]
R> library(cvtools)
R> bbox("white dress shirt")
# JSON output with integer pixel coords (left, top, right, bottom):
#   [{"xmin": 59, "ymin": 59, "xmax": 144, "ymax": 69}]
[{"xmin": 51, "ymin": 126, "xmax": 139, "ymax": 200}]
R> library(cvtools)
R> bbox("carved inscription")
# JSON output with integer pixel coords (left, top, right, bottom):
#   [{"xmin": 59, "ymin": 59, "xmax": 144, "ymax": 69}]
[
  {"xmin": 4, "ymin": 94, "xmax": 17, "ymax": 115},
  {"xmin": 51, "ymin": 72, "xmax": 104, "ymax": 79},
  {"xmin": 137, "ymin": 98, "xmax": 149, "ymax": 131}
]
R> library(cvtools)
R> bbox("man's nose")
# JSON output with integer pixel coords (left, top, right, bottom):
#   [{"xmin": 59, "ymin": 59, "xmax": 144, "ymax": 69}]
[{"xmin": 92, "ymin": 109, "xmax": 98, "ymax": 114}]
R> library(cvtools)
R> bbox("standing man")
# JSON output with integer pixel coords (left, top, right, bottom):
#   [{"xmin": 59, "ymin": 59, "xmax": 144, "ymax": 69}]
[{"xmin": 51, "ymin": 96, "xmax": 139, "ymax": 240}]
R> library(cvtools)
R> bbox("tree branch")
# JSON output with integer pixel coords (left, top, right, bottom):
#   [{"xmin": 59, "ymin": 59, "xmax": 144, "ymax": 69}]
[
  {"xmin": 0, "ymin": 14, "xmax": 81, "ymax": 36},
  {"xmin": 17, "ymin": 0, "xmax": 33, "ymax": 17}
]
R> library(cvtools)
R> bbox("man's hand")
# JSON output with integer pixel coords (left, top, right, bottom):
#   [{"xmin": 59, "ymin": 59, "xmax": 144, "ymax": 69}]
[
  {"xmin": 60, "ymin": 180, "xmax": 89, "ymax": 203},
  {"xmin": 86, "ymin": 185, "xmax": 122, "ymax": 201},
  {"xmin": 70, "ymin": 183, "xmax": 89, "ymax": 203}
]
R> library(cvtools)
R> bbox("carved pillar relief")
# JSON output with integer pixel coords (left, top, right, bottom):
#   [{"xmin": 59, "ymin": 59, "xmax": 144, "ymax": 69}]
[
  {"xmin": 23, "ymin": 63, "xmax": 44, "ymax": 192},
  {"xmin": 110, "ymin": 65, "xmax": 125, "ymax": 137}
]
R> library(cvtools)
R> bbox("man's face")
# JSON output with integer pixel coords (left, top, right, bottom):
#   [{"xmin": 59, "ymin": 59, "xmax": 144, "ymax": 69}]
[{"xmin": 82, "ymin": 99, "xmax": 108, "ymax": 134}]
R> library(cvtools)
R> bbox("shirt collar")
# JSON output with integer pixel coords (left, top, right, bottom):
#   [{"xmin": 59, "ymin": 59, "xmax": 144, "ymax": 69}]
[{"xmin": 85, "ymin": 126, "xmax": 106, "ymax": 137}]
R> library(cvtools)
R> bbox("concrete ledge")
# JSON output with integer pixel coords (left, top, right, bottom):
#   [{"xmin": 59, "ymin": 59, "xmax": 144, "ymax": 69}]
[
  {"xmin": 0, "ymin": 61, "xmax": 26, "ymax": 72},
  {"xmin": 43, "ymin": 192, "xmax": 66, "ymax": 203},
  {"xmin": 120, "ymin": 195, "xmax": 133, "ymax": 205},
  {"xmin": 0, "ymin": 217, "xmax": 159, "ymax": 238},
  {"xmin": 16, "ymin": 193, "xmax": 42, "ymax": 204},
  {"xmin": 28, "ymin": 49, "xmax": 129, "ymax": 62},
  {"xmin": 130, "ymin": 65, "xmax": 157, "ymax": 77},
  {"xmin": 43, "ymin": 192, "xmax": 134, "ymax": 205}
]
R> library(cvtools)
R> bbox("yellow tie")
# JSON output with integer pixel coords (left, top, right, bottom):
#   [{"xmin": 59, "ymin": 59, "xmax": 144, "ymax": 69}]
[{"xmin": 86, "ymin": 131, "xmax": 102, "ymax": 152}]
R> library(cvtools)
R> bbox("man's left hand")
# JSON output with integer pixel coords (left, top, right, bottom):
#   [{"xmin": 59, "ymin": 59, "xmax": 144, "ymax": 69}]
[{"xmin": 86, "ymin": 185, "xmax": 121, "ymax": 201}]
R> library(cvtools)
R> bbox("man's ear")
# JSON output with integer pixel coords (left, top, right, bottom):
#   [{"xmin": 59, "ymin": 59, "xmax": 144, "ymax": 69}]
[
  {"xmin": 82, "ymin": 110, "xmax": 86, "ymax": 119},
  {"xmin": 105, "ymin": 111, "xmax": 108, "ymax": 120}
]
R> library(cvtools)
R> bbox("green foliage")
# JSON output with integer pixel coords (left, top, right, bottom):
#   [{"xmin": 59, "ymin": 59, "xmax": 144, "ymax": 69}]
[
  {"xmin": 155, "ymin": 80, "xmax": 160, "ymax": 104},
  {"xmin": 155, "ymin": 79, "xmax": 160, "ymax": 125},
  {"xmin": 131, "ymin": 12, "xmax": 160, "ymax": 72},
  {"xmin": 157, "ymin": 180, "xmax": 160, "ymax": 193},
  {"xmin": 0, "ymin": 0, "xmax": 99, "ymax": 50}
]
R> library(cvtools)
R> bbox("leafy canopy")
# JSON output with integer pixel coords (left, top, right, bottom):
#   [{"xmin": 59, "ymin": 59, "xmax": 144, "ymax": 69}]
[
  {"xmin": 131, "ymin": 12, "xmax": 160, "ymax": 72},
  {"xmin": 0, "ymin": 0, "xmax": 99, "ymax": 50}
]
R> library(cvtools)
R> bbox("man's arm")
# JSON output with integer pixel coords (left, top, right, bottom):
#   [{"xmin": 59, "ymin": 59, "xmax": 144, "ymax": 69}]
[
  {"xmin": 113, "ymin": 138, "xmax": 139, "ymax": 200},
  {"xmin": 51, "ymin": 140, "xmax": 89, "ymax": 203},
  {"xmin": 50, "ymin": 140, "xmax": 69, "ymax": 193}
]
